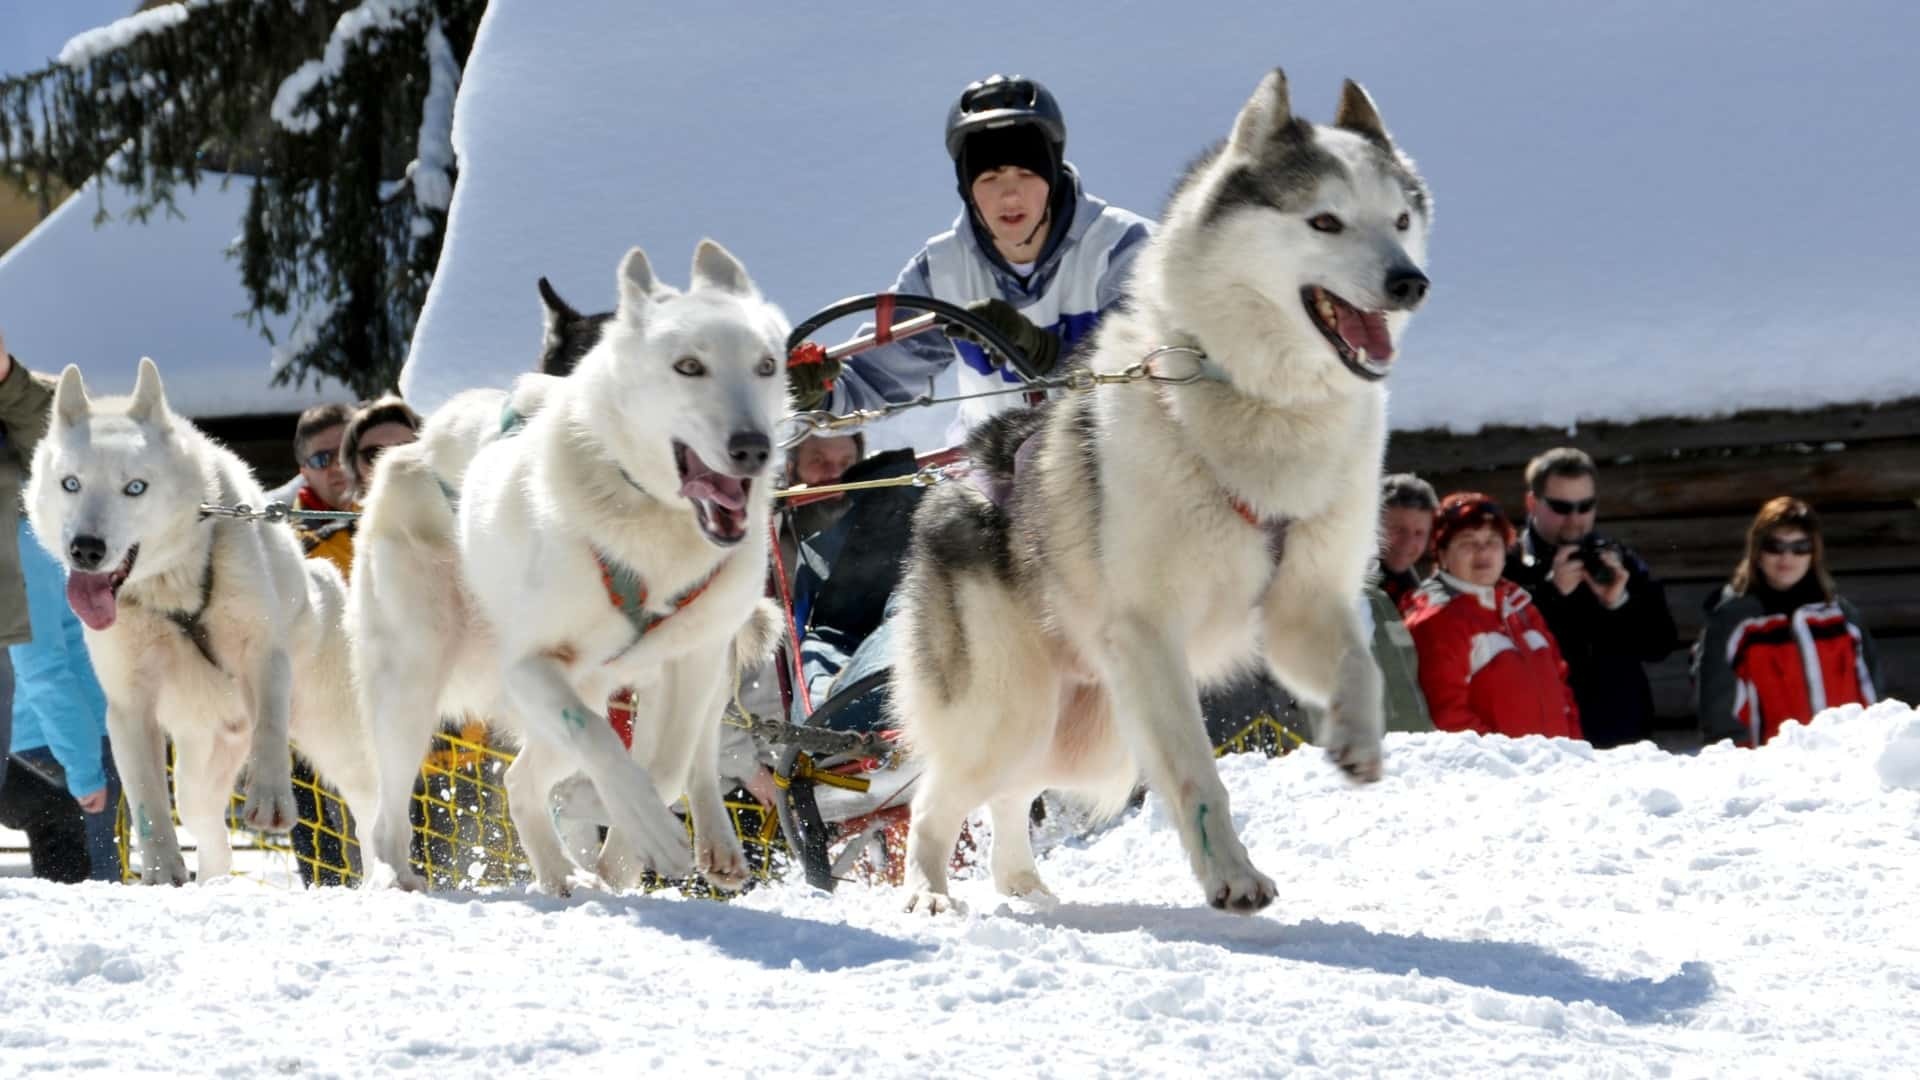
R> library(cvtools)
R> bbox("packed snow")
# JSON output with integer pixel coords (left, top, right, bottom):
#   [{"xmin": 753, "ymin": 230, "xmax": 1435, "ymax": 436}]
[
  {"xmin": 5, "ymin": 700, "xmax": 1917, "ymax": 1076},
  {"xmin": 401, "ymin": 0, "xmax": 1920, "ymax": 446}
]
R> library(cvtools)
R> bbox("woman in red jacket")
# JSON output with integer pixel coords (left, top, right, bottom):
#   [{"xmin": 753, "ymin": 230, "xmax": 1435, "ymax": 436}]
[
  {"xmin": 1694, "ymin": 496, "xmax": 1881, "ymax": 747},
  {"xmin": 1403, "ymin": 493, "xmax": 1582, "ymax": 739}
]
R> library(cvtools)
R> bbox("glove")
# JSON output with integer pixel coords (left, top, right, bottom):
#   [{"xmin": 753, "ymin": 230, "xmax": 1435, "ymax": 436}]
[
  {"xmin": 787, "ymin": 348, "xmax": 842, "ymax": 411},
  {"xmin": 943, "ymin": 298, "xmax": 1061, "ymax": 377}
]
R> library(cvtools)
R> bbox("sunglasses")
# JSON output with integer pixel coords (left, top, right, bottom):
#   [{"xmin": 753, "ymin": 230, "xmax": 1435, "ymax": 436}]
[
  {"xmin": 1543, "ymin": 496, "xmax": 1597, "ymax": 515},
  {"xmin": 1760, "ymin": 537, "xmax": 1814, "ymax": 556},
  {"xmin": 302, "ymin": 448, "xmax": 339, "ymax": 470},
  {"xmin": 357, "ymin": 443, "xmax": 396, "ymax": 466}
]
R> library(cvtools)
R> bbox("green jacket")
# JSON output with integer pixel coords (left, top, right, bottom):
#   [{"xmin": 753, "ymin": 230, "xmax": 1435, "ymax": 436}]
[
  {"xmin": 2, "ymin": 355, "xmax": 57, "ymax": 646},
  {"xmin": 1367, "ymin": 583, "xmax": 1433, "ymax": 733}
]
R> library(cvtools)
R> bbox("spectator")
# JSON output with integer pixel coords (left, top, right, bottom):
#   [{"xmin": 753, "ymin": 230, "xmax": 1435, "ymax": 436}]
[
  {"xmin": 1361, "ymin": 582, "xmax": 1432, "ymax": 734},
  {"xmin": 10, "ymin": 519, "xmax": 122, "ymax": 881},
  {"xmin": 1695, "ymin": 497, "xmax": 1881, "ymax": 747},
  {"xmin": 788, "ymin": 74, "xmax": 1151, "ymax": 446},
  {"xmin": 338, "ymin": 394, "xmax": 422, "ymax": 504},
  {"xmin": 1504, "ymin": 447, "xmax": 1677, "ymax": 749},
  {"xmin": 1404, "ymin": 493, "xmax": 1581, "ymax": 739},
  {"xmin": 1378, "ymin": 472, "xmax": 1437, "ymax": 609},
  {"xmin": 268, "ymin": 402, "xmax": 356, "ymax": 577},
  {"xmin": 1, "ymin": 327, "xmax": 56, "ymax": 795}
]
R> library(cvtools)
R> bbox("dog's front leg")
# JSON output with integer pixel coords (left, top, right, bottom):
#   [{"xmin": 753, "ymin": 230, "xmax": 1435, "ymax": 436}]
[
  {"xmin": 1099, "ymin": 613, "xmax": 1275, "ymax": 913},
  {"xmin": 106, "ymin": 694, "xmax": 188, "ymax": 885},
  {"xmin": 1263, "ymin": 588, "xmax": 1385, "ymax": 783},
  {"xmin": 501, "ymin": 655, "xmax": 694, "ymax": 881},
  {"xmin": 239, "ymin": 646, "xmax": 299, "ymax": 832}
]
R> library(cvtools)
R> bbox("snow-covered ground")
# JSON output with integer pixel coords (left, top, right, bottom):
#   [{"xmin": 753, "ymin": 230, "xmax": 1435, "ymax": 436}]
[
  {"xmin": 5, "ymin": 700, "xmax": 1917, "ymax": 1076},
  {"xmin": 402, "ymin": 0, "xmax": 1920, "ymax": 446}
]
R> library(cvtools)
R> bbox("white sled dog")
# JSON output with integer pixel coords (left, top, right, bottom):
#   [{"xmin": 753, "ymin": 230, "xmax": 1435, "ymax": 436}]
[
  {"xmin": 24, "ymin": 359, "xmax": 375, "ymax": 883},
  {"xmin": 893, "ymin": 69, "xmax": 1432, "ymax": 913},
  {"xmin": 350, "ymin": 241, "xmax": 785, "ymax": 894}
]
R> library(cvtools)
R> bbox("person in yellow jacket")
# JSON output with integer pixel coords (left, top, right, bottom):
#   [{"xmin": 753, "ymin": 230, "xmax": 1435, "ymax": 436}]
[{"xmin": 267, "ymin": 402, "xmax": 359, "ymax": 577}]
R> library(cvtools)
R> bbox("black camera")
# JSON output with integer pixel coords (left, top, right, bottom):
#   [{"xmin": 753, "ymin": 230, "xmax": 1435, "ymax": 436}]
[{"xmin": 1575, "ymin": 534, "xmax": 1620, "ymax": 587}]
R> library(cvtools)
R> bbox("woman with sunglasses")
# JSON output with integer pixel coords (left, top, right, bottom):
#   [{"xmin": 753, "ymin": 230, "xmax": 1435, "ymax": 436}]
[{"xmin": 1695, "ymin": 497, "xmax": 1882, "ymax": 747}]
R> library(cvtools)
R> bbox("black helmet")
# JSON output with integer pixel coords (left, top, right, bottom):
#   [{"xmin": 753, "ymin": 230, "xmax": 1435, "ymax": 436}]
[{"xmin": 944, "ymin": 74, "xmax": 1066, "ymax": 162}]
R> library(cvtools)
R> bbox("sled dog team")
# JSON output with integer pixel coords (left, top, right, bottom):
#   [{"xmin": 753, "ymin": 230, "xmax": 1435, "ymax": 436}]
[{"xmin": 21, "ymin": 69, "xmax": 1431, "ymax": 913}]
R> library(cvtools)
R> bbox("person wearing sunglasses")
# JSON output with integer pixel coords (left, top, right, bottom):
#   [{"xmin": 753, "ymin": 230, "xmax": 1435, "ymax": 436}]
[
  {"xmin": 1694, "ymin": 497, "xmax": 1881, "ymax": 747},
  {"xmin": 339, "ymin": 394, "xmax": 422, "ymax": 504},
  {"xmin": 786, "ymin": 74, "xmax": 1152, "ymax": 448},
  {"xmin": 1506, "ymin": 447, "xmax": 1677, "ymax": 749},
  {"xmin": 266, "ymin": 402, "xmax": 358, "ymax": 578}
]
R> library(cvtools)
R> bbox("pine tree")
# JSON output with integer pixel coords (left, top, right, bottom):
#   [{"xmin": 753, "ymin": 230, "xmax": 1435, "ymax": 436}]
[{"xmin": 0, "ymin": 0, "xmax": 486, "ymax": 398}]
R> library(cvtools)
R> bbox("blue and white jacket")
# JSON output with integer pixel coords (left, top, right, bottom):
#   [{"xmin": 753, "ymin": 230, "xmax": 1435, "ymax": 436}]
[
  {"xmin": 828, "ymin": 166, "xmax": 1151, "ymax": 445},
  {"xmin": 9, "ymin": 519, "xmax": 111, "ymax": 798}
]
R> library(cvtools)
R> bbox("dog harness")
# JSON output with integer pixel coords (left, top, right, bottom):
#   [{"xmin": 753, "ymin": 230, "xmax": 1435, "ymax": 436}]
[
  {"xmin": 162, "ymin": 545, "xmax": 222, "ymax": 672},
  {"xmin": 592, "ymin": 550, "xmax": 727, "ymax": 668}
]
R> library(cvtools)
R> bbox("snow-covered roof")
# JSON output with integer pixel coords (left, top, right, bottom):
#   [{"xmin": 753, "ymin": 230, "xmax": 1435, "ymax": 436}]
[
  {"xmin": 403, "ymin": 0, "xmax": 1919, "ymax": 444},
  {"xmin": 0, "ymin": 175, "xmax": 342, "ymax": 417}
]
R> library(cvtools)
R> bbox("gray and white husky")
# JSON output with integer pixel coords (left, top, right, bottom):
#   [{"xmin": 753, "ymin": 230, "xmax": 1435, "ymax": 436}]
[
  {"xmin": 893, "ymin": 69, "xmax": 1432, "ymax": 913},
  {"xmin": 24, "ymin": 359, "xmax": 375, "ymax": 883},
  {"xmin": 348, "ymin": 242, "xmax": 785, "ymax": 895}
]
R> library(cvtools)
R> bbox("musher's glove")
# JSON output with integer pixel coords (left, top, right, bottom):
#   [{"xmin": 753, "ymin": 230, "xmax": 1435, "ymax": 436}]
[
  {"xmin": 942, "ymin": 298, "xmax": 1061, "ymax": 377},
  {"xmin": 787, "ymin": 349, "xmax": 842, "ymax": 411}
]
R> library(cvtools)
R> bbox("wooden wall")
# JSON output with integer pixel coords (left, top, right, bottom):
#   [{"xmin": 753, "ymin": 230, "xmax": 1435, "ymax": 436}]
[{"xmin": 1385, "ymin": 397, "xmax": 1920, "ymax": 734}]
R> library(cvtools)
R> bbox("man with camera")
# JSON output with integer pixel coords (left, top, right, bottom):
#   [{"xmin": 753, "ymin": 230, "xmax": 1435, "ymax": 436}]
[{"xmin": 1506, "ymin": 448, "xmax": 1678, "ymax": 749}]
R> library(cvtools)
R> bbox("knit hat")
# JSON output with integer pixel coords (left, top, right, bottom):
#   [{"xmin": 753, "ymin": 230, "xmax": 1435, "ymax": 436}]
[
  {"xmin": 1430, "ymin": 492, "xmax": 1515, "ymax": 558},
  {"xmin": 959, "ymin": 124, "xmax": 1056, "ymax": 193}
]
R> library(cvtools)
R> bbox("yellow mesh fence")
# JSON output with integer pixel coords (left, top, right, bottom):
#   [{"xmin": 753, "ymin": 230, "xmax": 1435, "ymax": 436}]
[
  {"xmin": 111, "ymin": 710, "xmax": 1303, "ymax": 890},
  {"xmin": 118, "ymin": 726, "xmax": 786, "ymax": 895}
]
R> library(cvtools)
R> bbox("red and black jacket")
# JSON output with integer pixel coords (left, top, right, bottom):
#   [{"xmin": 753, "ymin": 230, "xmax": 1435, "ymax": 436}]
[{"xmin": 1694, "ymin": 586, "xmax": 1881, "ymax": 747}]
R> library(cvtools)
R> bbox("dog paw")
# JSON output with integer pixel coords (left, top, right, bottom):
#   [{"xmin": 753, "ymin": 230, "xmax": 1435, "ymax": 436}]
[
  {"xmin": 903, "ymin": 888, "xmax": 965, "ymax": 916},
  {"xmin": 695, "ymin": 833, "xmax": 751, "ymax": 893},
  {"xmin": 240, "ymin": 778, "xmax": 299, "ymax": 834},
  {"xmin": 994, "ymin": 868, "xmax": 1055, "ymax": 901},
  {"xmin": 364, "ymin": 861, "xmax": 428, "ymax": 893},
  {"xmin": 594, "ymin": 833, "xmax": 650, "ymax": 892},
  {"xmin": 1330, "ymin": 739, "xmax": 1385, "ymax": 783},
  {"xmin": 141, "ymin": 849, "xmax": 191, "ymax": 887},
  {"xmin": 1203, "ymin": 860, "xmax": 1277, "ymax": 915}
]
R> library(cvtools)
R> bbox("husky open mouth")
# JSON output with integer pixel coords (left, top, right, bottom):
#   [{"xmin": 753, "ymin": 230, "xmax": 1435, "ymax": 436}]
[
  {"xmin": 67, "ymin": 543, "xmax": 139, "ymax": 631},
  {"xmin": 1302, "ymin": 285, "xmax": 1394, "ymax": 381},
  {"xmin": 674, "ymin": 441, "xmax": 751, "ymax": 547}
]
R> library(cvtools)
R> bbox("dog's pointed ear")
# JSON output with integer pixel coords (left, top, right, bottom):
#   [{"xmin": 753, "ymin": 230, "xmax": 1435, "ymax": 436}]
[
  {"xmin": 53, "ymin": 364, "xmax": 91, "ymax": 427},
  {"xmin": 126, "ymin": 356, "xmax": 170, "ymax": 425},
  {"xmin": 1333, "ymin": 80, "xmax": 1392, "ymax": 149},
  {"xmin": 616, "ymin": 247, "xmax": 656, "ymax": 322},
  {"xmin": 690, "ymin": 239, "xmax": 756, "ymax": 297},
  {"xmin": 1229, "ymin": 68, "xmax": 1294, "ymax": 154},
  {"xmin": 537, "ymin": 276, "xmax": 582, "ymax": 324}
]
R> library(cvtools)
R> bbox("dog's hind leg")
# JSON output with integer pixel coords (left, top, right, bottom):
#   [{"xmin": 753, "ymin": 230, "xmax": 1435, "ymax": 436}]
[
  {"xmin": 502, "ymin": 740, "xmax": 580, "ymax": 896},
  {"xmin": 173, "ymin": 729, "xmax": 247, "ymax": 882},
  {"xmin": 987, "ymin": 791, "xmax": 1052, "ymax": 900},
  {"xmin": 109, "ymin": 696, "xmax": 188, "ymax": 886},
  {"xmin": 1098, "ymin": 613, "xmax": 1276, "ymax": 913},
  {"xmin": 902, "ymin": 772, "xmax": 978, "ymax": 915},
  {"xmin": 501, "ymin": 655, "xmax": 694, "ymax": 881}
]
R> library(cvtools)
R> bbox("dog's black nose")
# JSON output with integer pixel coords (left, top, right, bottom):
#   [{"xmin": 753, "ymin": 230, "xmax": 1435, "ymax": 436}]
[
  {"xmin": 69, "ymin": 535, "xmax": 107, "ymax": 571},
  {"xmin": 727, "ymin": 431, "xmax": 771, "ymax": 472},
  {"xmin": 1385, "ymin": 267, "xmax": 1429, "ymax": 308}
]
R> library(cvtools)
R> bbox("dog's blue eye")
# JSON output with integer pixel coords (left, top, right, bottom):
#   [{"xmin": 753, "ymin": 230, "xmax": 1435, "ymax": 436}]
[
  {"xmin": 123, "ymin": 479, "xmax": 148, "ymax": 496},
  {"xmin": 61, "ymin": 476, "xmax": 81, "ymax": 493},
  {"xmin": 673, "ymin": 357, "xmax": 707, "ymax": 377}
]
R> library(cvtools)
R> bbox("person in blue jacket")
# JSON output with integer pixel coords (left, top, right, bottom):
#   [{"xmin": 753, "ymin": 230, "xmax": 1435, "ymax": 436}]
[
  {"xmin": 789, "ymin": 74, "xmax": 1152, "ymax": 446},
  {"xmin": 9, "ymin": 518, "xmax": 122, "ymax": 881}
]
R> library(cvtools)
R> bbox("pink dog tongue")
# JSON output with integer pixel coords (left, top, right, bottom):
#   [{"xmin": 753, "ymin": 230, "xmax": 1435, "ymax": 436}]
[
  {"xmin": 678, "ymin": 450, "xmax": 747, "ymax": 511},
  {"xmin": 1337, "ymin": 307, "xmax": 1396, "ymax": 361},
  {"xmin": 66, "ymin": 572, "xmax": 119, "ymax": 630}
]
